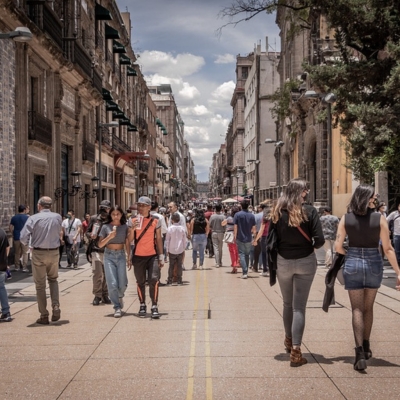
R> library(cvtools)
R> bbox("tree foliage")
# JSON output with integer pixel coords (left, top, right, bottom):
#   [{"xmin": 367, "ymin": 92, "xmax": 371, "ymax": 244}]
[{"xmin": 219, "ymin": 0, "xmax": 400, "ymax": 186}]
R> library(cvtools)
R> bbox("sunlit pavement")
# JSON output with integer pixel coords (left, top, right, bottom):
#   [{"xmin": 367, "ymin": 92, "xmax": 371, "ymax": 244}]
[{"xmin": 2, "ymin": 247, "xmax": 400, "ymax": 399}]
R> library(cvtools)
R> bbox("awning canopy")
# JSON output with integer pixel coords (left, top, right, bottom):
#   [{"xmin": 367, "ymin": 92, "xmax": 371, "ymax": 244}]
[
  {"xmin": 127, "ymin": 124, "xmax": 138, "ymax": 132},
  {"xmin": 127, "ymin": 66, "xmax": 137, "ymax": 76},
  {"xmin": 105, "ymin": 24, "xmax": 120, "ymax": 40},
  {"xmin": 113, "ymin": 40, "xmax": 126, "ymax": 53},
  {"xmin": 112, "ymin": 110, "xmax": 126, "ymax": 119},
  {"xmin": 105, "ymin": 100, "xmax": 118, "ymax": 111},
  {"xmin": 119, "ymin": 118, "xmax": 131, "ymax": 126},
  {"xmin": 102, "ymin": 88, "xmax": 113, "ymax": 101},
  {"xmin": 157, "ymin": 159, "xmax": 168, "ymax": 169},
  {"xmin": 114, "ymin": 152, "xmax": 149, "ymax": 170},
  {"xmin": 119, "ymin": 54, "xmax": 131, "ymax": 65},
  {"xmin": 95, "ymin": 3, "xmax": 112, "ymax": 20}
]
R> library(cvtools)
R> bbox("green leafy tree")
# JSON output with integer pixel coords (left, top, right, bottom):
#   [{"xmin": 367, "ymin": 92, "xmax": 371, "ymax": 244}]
[{"xmin": 219, "ymin": 0, "xmax": 400, "ymax": 199}]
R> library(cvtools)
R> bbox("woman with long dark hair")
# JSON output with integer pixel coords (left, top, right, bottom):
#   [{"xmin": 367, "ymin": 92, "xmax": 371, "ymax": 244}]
[
  {"xmin": 222, "ymin": 206, "xmax": 240, "ymax": 273},
  {"xmin": 189, "ymin": 209, "xmax": 209, "ymax": 270},
  {"xmin": 271, "ymin": 178, "xmax": 324, "ymax": 367},
  {"xmin": 335, "ymin": 185, "xmax": 400, "ymax": 371},
  {"xmin": 98, "ymin": 206, "xmax": 131, "ymax": 318}
]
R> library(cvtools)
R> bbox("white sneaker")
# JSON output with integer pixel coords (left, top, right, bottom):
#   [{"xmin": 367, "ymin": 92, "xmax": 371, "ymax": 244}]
[
  {"xmin": 200, "ymin": 265, "xmax": 203, "ymax": 270},
  {"xmin": 114, "ymin": 309, "xmax": 122, "ymax": 318},
  {"xmin": 261, "ymin": 272, "xmax": 269, "ymax": 277},
  {"xmin": 192, "ymin": 264, "xmax": 197, "ymax": 270},
  {"xmin": 241, "ymin": 274, "xmax": 248, "ymax": 279},
  {"xmin": 119, "ymin": 297, "xmax": 124, "ymax": 309}
]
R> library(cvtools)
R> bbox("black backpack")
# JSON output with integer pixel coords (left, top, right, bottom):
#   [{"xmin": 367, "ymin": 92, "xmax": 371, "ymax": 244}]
[{"xmin": 86, "ymin": 214, "xmax": 105, "ymax": 262}]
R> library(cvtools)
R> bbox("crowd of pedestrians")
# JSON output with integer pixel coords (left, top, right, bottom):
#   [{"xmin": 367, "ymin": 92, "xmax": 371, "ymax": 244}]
[{"xmin": 2, "ymin": 182, "xmax": 400, "ymax": 373}]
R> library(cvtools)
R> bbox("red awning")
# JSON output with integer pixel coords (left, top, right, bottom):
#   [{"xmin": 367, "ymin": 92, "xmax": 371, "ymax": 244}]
[{"xmin": 114, "ymin": 152, "xmax": 148, "ymax": 169}]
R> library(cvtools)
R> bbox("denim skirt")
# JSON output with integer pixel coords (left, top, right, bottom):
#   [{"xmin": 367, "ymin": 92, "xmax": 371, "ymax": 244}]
[{"xmin": 343, "ymin": 247, "xmax": 383, "ymax": 290}]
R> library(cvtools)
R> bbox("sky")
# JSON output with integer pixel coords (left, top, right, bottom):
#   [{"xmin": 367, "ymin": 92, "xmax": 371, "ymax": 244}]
[{"xmin": 116, "ymin": 0, "xmax": 280, "ymax": 181}]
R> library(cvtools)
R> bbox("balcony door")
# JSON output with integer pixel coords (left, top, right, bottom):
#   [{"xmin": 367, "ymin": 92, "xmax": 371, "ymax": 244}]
[{"xmin": 33, "ymin": 175, "xmax": 44, "ymax": 214}]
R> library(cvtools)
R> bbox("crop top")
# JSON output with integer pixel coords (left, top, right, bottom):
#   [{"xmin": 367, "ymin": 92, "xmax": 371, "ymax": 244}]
[
  {"xmin": 344, "ymin": 209, "xmax": 381, "ymax": 248},
  {"xmin": 99, "ymin": 224, "xmax": 128, "ymax": 244}
]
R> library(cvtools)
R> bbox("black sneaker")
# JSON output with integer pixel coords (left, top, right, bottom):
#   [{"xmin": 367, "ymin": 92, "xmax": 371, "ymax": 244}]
[
  {"xmin": 0, "ymin": 312, "xmax": 11, "ymax": 322},
  {"xmin": 139, "ymin": 303, "xmax": 147, "ymax": 317},
  {"xmin": 102, "ymin": 296, "xmax": 111, "ymax": 304},
  {"xmin": 166, "ymin": 280, "xmax": 172, "ymax": 286},
  {"xmin": 177, "ymin": 280, "xmax": 183, "ymax": 286},
  {"xmin": 151, "ymin": 305, "xmax": 160, "ymax": 319},
  {"xmin": 92, "ymin": 296, "xmax": 101, "ymax": 306}
]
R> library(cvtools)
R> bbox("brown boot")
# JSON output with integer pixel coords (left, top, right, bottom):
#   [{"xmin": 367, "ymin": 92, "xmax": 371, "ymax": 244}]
[
  {"xmin": 290, "ymin": 347, "xmax": 307, "ymax": 367},
  {"xmin": 284, "ymin": 336, "xmax": 292, "ymax": 353}
]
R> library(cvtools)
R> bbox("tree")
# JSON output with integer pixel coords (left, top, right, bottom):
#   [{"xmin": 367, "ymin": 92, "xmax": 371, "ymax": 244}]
[{"xmin": 219, "ymin": 0, "xmax": 400, "ymax": 193}]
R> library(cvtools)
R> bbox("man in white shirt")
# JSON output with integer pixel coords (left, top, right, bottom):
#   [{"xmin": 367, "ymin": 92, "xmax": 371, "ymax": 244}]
[
  {"xmin": 61, "ymin": 210, "xmax": 82, "ymax": 268},
  {"xmin": 387, "ymin": 203, "xmax": 400, "ymax": 264},
  {"xmin": 165, "ymin": 213, "xmax": 187, "ymax": 285}
]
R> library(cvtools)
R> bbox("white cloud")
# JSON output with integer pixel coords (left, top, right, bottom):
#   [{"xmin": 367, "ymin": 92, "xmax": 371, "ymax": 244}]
[
  {"xmin": 139, "ymin": 51, "xmax": 205, "ymax": 78},
  {"xmin": 211, "ymin": 81, "xmax": 235, "ymax": 102},
  {"xmin": 215, "ymin": 53, "xmax": 236, "ymax": 64},
  {"xmin": 179, "ymin": 82, "xmax": 201, "ymax": 100},
  {"xmin": 180, "ymin": 105, "xmax": 210, "ymax": 117}
]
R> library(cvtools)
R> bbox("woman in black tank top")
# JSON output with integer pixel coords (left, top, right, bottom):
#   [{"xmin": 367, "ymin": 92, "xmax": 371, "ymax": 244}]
[{"xmin": 336, "ymin": 185, "xmax": 400, "ymax": 371}]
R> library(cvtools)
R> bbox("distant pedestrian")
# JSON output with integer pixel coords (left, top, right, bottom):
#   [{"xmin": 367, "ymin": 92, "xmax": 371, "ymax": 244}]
[
  {"xmin": 98, "ymin": 206, "xmax": 131, "ymax": 318},
  {"xmin": 20, "ymin": 196, "xmax": 63, "ymax": 325},
  {"xmin": 165, "ymin": 213, "xmax": 187, "ymax": 285},
  {"xmin": 386, "ymin": 204, "xmax": 400, "ymax": 263},
  {"xmin": 320, "ymin": 207, "xmax": 339, "ymax": 268},
  {"xmin": 234, "ymin": 201, "xmax": 256, "ymax": 279},
  {"xmin": 9, "ymin": 205, "xmax": 29, "ymax": 272},
  {"xmin": 185, "ymin": 210, "xmax": 194, "ymax": 250},
  {"xmin": 252, "ymin": 203, "xmax": 271, "ymax": 277},
  {"xmin": 61, "ymin": 210, "xmax": 82, "ymax": 268},
  {"xmin": 209, "ymin": 204, "xmax": 225, "ymax": 268},
  {"xmin": 151, "ymin": 202, "xmax": 169, "ymax": 282},
  {"xmin": 204, "ymin": 204, "xmax": 215, "ymax": 258},
  {"xmin": 252, "ymin": 203, "xmax": 267, "ymax": 272},
  {"xmin": 189, "ymin": 209, "xmax": 210, "ymax": 270},
  {"xmin": 221, "ymin": 206, "xmax": 240, "ymax": 273},
  {"xmin": 0, "ymin": 227, "xmax": 12, "ymax": 322},
  {"xmin": 271, "ymin": 179, "xmax": 324, "ymax": 367},
  {"xmin": 335, "ymin": 185, "xmax": 400, "ymax": 371}
]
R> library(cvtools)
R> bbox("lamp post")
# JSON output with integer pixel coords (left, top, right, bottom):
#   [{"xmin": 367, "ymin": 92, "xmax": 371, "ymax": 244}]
[
  {"xmin": 304, "ymin": 91, "xmax": 336, "ymax": 208},
  {"xmin": 97, "ymin": 121, "xmax": 119, "ymax": 204},
  {"xmin": 247, "ymin": 159, "xmax": 260, "ymax": 205},
  {"xmin": 236, "ymin": 174, "xmax": 240, "ymax": 201},
  {"xmin": 0, "ymin": 27, "xmax": 33, "ymax": 42},
  {"xmin": 265, "ymin": 139, "xmax": 284, "ymax": 198}
]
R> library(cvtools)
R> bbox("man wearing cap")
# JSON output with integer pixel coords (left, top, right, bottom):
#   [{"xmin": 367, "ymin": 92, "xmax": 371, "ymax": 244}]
[
  {"xmin": 9, "ymin": 205, "xmax": 29, "ymax": 272},
  {"xmin": 86, "ymin": 200, "xmax": 112, "ymax": 306},
  {"xmin": 320, "ymin": 207, "xmax": 340, "ymax": 268},
  {"xmin": 128, "ymin": 196, "xmax": 164, "ymax": 318},
  {"xmin": 20, "ymin": 197, "xmax": 63, "ymax": 324}
]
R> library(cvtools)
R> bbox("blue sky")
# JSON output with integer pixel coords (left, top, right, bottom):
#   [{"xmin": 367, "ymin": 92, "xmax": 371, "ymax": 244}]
[{"xmin": 116, "ymin": 0, "xmax": 280, "ymax": 181}]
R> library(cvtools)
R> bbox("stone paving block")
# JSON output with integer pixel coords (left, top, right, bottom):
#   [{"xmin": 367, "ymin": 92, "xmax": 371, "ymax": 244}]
[{"xmin": 333, "ymin": 377, "xmax": 400, "ymax": 399}]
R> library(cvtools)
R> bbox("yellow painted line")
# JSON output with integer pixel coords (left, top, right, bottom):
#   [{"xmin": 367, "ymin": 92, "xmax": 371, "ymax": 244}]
[
  {"xmin": 203, "ymin": 272, "xmax": 213, "ymax": 400},
  {"xmin": 186, "ymin": 271, "xmax": 201, "ymax": 400}
]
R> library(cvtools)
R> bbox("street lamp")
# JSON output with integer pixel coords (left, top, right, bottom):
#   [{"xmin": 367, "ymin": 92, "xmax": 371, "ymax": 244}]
[
  {"xmin": 265, "ymin": 139, "xmax": 285, "ymax": 198},
  {"xmin": 235, "ymin": 174, "xmax": 240, "ymax": 201},
  {"xmin": 54, "ymin": 172, "xmax": 99, "ymax": 200},
  {"xmin": 0, "ymin": 27, "xmax": 33, "ymax": 42},
  {"xmin": 304, "ymin": 90, "xmax": 336, "ymax": 208},
  {"xmin": 98, "ymin": 121, "xmax": 119, "ymax": 204},
  {"xmin": 246, "ymin": 159, "xmax": 260, "ymax": 205}
]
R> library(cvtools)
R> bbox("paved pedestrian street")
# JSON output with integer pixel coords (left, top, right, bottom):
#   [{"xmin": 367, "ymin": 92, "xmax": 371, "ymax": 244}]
[{"xmin": 2, "ymin": 250, "xmax": 400, "ymax": 400}]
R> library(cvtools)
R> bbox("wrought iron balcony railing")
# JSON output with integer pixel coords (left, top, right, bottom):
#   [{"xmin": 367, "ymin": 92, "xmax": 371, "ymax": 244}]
[
  {"xmin": 92, "ymin": 68, "xmax": 102, "ymax": 95},
  {"xmin": 28, "ymin": 111, "xmax": 52, "ymax": 147},
  {"xmin": 112, "ymin": 134, "xmax": 131, "ymax": 153},
  {"xmin": 82, "ymin": 139, "xmax": 95, "ymax": 163}
]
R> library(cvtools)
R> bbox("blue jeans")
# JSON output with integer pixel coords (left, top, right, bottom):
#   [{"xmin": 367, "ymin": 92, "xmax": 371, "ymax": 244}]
[
  {"xmin": 394, "ymin": 235, "xmax": 400, "ymax": 265},
  {"xmin": 0, "ymin": 272, "xmax": 9, "ymax": 315},
  {"xmin": 103, "ymin": 249, "xmax": 128, "ymax": 310},
  {"xmin": 192, "ymin": 234, "xmax": 207, "ymax": 266},
  {"xmin": 261, "ymin": 236, "xmax": 268, "ymax": 272},
  {"xmin": 236, "ymin": 240, "xmax": 253, "ymax": 275}
]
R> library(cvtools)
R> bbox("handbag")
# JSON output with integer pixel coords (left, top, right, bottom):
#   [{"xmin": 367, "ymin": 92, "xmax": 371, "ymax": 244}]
[{"xmin": 223, "ymin": 231, "xmax": 234, "ymax": 244}]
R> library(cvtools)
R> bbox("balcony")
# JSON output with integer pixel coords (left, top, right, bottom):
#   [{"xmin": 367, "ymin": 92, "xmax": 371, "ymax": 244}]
[
  {"xmin": 92, "ymin": 69, "xmax": 102, "ymax": 95},
  {"xmin": 28, "ymin": 111, "xmax": 52, "ymax": 148},
  {"xmin": 112, "ymin": 134, "xmax": 131, "ymax": 154},
  {"xmin": 27, "ymin": 3, "xmax": 63, "ymax": 49},
  {"xmin": 63, "ymin": 41, "xmax": 92, "ymax": 80},
  {"xmin": 98, "ymin": 127, "xmax": 112, "ymax": 148},
  {"xmin": 135, "ymin": 116, "xmax": 148, "ymax": 131},
  {"xmin": 82, "ymin": 139, "xmax": 95, "ymax": 164}
]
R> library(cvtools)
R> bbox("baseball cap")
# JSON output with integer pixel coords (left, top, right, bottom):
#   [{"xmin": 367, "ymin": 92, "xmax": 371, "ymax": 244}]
[
  {"xmin": 137, "ymin": 196, "xmax": 151, "ymax": 206},
  {"xmin": 100, "ymin": 200, "xmax": 111, "ymax": 208}
]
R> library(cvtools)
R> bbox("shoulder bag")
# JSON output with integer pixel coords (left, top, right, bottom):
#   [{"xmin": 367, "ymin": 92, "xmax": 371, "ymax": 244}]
[{"xmin": 223, "ymin": 231, "xmax": 234, "ymax": 244}]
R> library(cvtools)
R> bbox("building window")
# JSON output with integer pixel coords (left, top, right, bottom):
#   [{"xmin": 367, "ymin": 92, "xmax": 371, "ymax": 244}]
[
  {"xmin": 108, "ymin": 168, "xmax": 114, "ymax": 184},
  {"xmin": 242, "ymin": 67, "xmax": 248, "ymax": 79}
]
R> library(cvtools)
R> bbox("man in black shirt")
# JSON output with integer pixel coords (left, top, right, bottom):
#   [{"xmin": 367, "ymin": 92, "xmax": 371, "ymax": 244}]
[{"xmin": 0, "ymin": 228, "xmax": 12, "ymax": 321}]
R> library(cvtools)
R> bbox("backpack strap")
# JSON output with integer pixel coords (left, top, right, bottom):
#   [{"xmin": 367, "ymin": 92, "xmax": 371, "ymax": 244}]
[
  {"xmin": 297, "ymin": 226, "xmax": 312, "ymax": 243},
  {"xmin": 133, "ymin": 216, "xmax": 155, "ymax": 247}
]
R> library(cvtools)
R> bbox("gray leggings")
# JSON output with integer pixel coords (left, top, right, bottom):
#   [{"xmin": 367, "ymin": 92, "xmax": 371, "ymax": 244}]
[{"xmin": 276, "ymin": 252, "xmax": 317, "ymax": 346}]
